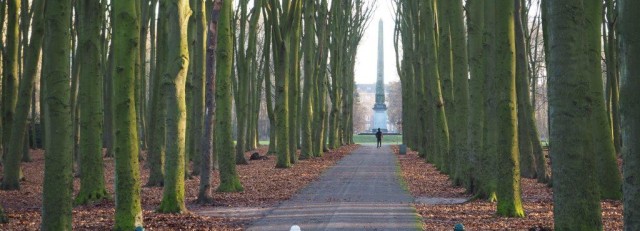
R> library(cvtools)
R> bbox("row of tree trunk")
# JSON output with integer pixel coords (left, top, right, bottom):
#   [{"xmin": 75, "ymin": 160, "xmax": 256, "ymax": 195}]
[
  {"xmin": 0, "ymin": 0, "xmax": 371, "ymax": 228},
  {"xmin": 395, "ymin": 0, "xmax": 639, "ymax": 229}
]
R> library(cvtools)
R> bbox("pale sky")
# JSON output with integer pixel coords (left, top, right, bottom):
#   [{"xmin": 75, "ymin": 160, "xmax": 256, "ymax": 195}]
[{"xmin": 355, "ymin": 0, "xmax": 399, "ymax": 84}]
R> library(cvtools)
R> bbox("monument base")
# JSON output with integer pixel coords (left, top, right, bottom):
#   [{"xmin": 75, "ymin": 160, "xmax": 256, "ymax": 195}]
[
  {"xmin": 371, "ymin": 128, "xmax": 388, "ymax": 133},
  {"xmin": 370, "ymin": 109, "xmax": 389, "ymax": 133}
]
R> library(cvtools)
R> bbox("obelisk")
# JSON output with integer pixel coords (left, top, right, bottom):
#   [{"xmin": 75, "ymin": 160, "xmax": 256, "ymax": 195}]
[{"xmin": 371, "ymin": 19, "xmax": 389, "ymax": 133}]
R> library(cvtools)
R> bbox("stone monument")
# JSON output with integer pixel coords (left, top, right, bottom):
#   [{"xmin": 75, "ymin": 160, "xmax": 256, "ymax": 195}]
[{"xmin": 371, "ymin": 19, "xmax": 389, "ymax": 133}]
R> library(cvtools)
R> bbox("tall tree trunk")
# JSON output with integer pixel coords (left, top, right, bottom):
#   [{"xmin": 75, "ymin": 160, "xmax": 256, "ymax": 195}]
[
  {"xmin": 273, "ymin": 9, "xmax": 292, "ymax": 168},
  {"xmin": 479, "ymin": 0, "xmax": 498, "ymax": 201},
  {"xmin": 70, "ymin": 18, "xmax": 81, "ymax": 171},
  {"xmin": 265, "ymin": 0, "xmax": 302, "ymax": 168},
  {"xmin": 465, "ymin": 0, "xmax": 485, "ymax": 194},
  {"xmin": 263, "ymin": 17, "xmax": 276, "ymax": 155},
  {"xmin": 288, "ymin": 1, "xmax": 302, "ymax": 164},
  {"xmin": 146, "ymin": 0, "xmax": 168, "ymax": 187},
  {"xmin": 75, "ymin": 0, "xmax": 109, "ymax": 205},
  {"xmin": 604, "ymin": 0, "xmax": 621, "ymax": 155},
  {"xmin": 495, "ymin": 0, "xmax": 525, "ymax": 217},
  {"xmin": 197, "ymin": 0, "xmax": 220, "ymax": 204},
  {"xmin": 425, "ymin": 0, "xmax": 450, "ymax": 174},
  {"xmin": 546, "ymin": 0, "xmax": 603, "ymax": 229},
  {"xmin": 327, "ymin": 0, "xmax": 341, "ymax": 150},
  {"xmin": 234, "ymin": 0, "xmax": 261, "ymax": 165},
  {"xmin": 185, "ymin": 0, "xmax": 196, "ymax": 176},
  {"xmin": 583, "ymin": 0, "xmax": 622, "ymax": 200},
  {"xmin": 2, "ymin": 0, "xmax": 44, "ymax": 190},
  {"xmin": 137, "ymin": 0, "xmax": 149, "ymax": 152},
  {"xmin": 216, "ymin": 0, "xmax": 244, "ymax": 191},
  {"xmin": 619, "ymin": 1, "xmax": 640, "ymax": 229},
  {"xmin": 313, "ymin": 0, "xmax": 329, "ymax": 157},
  {"xmin": 158, "ymin": 0, "xmax": 191, "ymax": 213},
  {"xmin": 40, "ymin": 0, "xmax": 74, "ymax": 228},
  {"xmin": 300, "ymin": 0, "xmax": 315, "ymax": 160},
  {"xmin": 1, "ymin": 0, "xmax": 20, "ymax": 165},
  {"xmin": 112, "ymin": 0, "xmax": 144, "ymax": 228},
  {"xmin": 190, "ymin": 0, "xmax": 207, "ymax": 176},
  {"xmin": 103, "ymin": 44, "xmax": 115, "ymax": 158},
  {"xmin": 437, "ymin": 0, "xmax": 454, "ymax": 174},
  {"xmin": 449, "ymin": 0, "xmax": 470, "ymax": 187},
  {"xmin": 533, "ymin": 0, "xmax": 550, "ymax": 184},
  {"xmin": 515, "ymin": 0, "xmax": 536, "ymax": 179}
]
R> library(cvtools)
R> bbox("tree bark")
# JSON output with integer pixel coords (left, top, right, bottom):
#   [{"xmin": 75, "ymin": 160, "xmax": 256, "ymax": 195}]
[
  {"xmin": 263, "ymin": 13, "xmax": 276, "ymax": 155},
  {"xmin": 216, "ymin": 0, "xmax": 244, "ymax": 191},
  {"xmin": 546, "ymin": 0, "xmax": 603, "ymax": 229},
  {"xmin": 146, "ymin": 0, "xmax": 168, "ymax": 187},
  {"xmin": 479, "ymin": 0, "xmax": 498, "ymax": 201},
  {"xmin": 494, "ymin": 0, "xmax": 525, "ymax": 217},
  {"xmin": 618, "ymin": 0, "xmax": 640, "ymax": 229},
  {"xmin": 75, "ymin": 0, "xmax": 109, "ymax": 205},
  {"xmin": 288, "ymin": 0, "xmax": 302, "ymax": 164},
  {"xmin": 112, "ymin": 0, "xmax": 144, "ymax": 228},
  {"xmin": 583, "ymin": 0, "xmax": 622, "ymax": 200},
  {"xmin": 515, "ymin": 0, "xmax": 536, "ymax": 179},
  {"xmin": 313, "ymin": 0, "xmax": 329, "ymax": 157},
  {"xmin": 449, "ymin": 0, "xmax": 470, "ymax": 187},
  {"xmin": 1, "ymin": 0, "xmax": 20, "ymax": 166},
  {"xmin": 437, "ymin": 0, "xmax": 454, "ymax": 174},
  {"xmin": 157, "ymin": 0, "xmax": 191, "ymax": 213},
  {"xmin": 465, "ymin": 0, "xmax": 485, "ymax": 194},
  {"xmin": 197, "ymin": 0, "xmax": 220, "ymax": 204},
  {"xmin": 2, "ymin": 0, "xmax": 44, "ymax": 190},
  {"xmin": 189, "ymin": 0, "xmax": 207, "ymax": 177},
  {"xmin": 300, "ymin": 0, "xmax": 316, "ymax": 160},
  {"xmin": 40, "ymin": 0, "xmax": 74, "ymax": 228}
]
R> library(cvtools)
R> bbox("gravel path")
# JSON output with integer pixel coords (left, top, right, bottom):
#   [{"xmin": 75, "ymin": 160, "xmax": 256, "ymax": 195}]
[{"xmin": 247, "ymin": 145, "xmax": 421, "ymax": 231}]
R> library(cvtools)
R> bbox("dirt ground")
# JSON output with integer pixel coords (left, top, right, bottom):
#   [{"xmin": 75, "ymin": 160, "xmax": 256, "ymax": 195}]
[
  {"xmin": 392, "ymin": 145, "xmax": 623, "ymax": 230},
  {"xmin": 0, "ymin": 145, "xmax": 358, "ymax": 230}
]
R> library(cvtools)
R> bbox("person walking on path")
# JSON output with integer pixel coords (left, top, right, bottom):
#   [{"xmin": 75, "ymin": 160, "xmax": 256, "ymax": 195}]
[{"xmin": 376, "ymin": 128, "xmax": 383, "ymax": 148}]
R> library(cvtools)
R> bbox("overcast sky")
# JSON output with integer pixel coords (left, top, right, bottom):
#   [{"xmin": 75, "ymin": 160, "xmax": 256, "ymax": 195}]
[{"xmin": 354, "ymin": 0, "xmax": 399, "ymax": 84}]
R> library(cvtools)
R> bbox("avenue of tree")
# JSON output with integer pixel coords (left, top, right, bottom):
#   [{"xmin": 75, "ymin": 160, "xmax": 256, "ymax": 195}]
[
  {"xmin": 393, "ymin": 0, "xmax": 638, "ymax": 229},
  {"xmin": 0, "ymin": 0, "xmax": 638, "ymax": 230}
]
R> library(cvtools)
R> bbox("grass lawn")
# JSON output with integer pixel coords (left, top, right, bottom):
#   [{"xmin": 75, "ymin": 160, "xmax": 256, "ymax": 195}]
[{"xmin": 352, "ymin": 134, "xmax": 403, "ymax": 144}]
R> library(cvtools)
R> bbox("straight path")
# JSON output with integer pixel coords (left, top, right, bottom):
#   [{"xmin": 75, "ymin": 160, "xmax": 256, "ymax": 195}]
[{"xmin": 247, "ymin": 145, "xmax": 421, "ymax": 231}]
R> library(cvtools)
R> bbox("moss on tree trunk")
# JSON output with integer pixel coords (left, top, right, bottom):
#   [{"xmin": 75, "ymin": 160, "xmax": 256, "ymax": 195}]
[
  {"xmin": 478, "ymin": 0, "xmax": 497, "ymax": 201},
  {"xmin": 158, "ymin": 0, "xmax": 192, "ymax": 213},
  {"xmin": 449, "ymin": 0, "xmax": 470, "ymax": 187},
  {"xmin": 494, "ymin": 0, "xmax": 525, "ymax": 217},
  {"xmin": 546, "ymin": 0, "xmax": 603, "ymax": 229},
  {"xmin": 40, "ymin": 0, "xmax": 74, "ymax": 228},
  {"xmin": 216, "ymin": 0, "xmax": 244, "ymax": 191},
  {"xmin": 112, "ymin": 0, "xmax": 144, "ymax": 228},
  {"xmin": 75, "ymin": 0, "xmax": 109, "ymax": 205}
]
